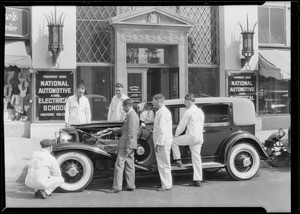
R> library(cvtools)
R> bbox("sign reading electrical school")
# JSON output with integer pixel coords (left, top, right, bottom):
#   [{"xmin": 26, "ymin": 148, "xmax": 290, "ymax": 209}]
[
  {"xmin": 5, "ymin": 7, "xmax": 29, "ymax": 38},
  {"xmin": 36, "ymin": 71, "xmax": 73, "ymax": 121},
  {"xmin": 228, "ymin": 72, "xmax": 256, "ymax": 107}
]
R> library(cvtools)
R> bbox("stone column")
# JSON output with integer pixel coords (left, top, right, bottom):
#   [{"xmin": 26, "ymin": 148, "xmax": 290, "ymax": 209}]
[
  {"xmin": 178, "ymin": 30, "xmax": 189, "ymax": 98},
  {"xmin": 114, "ymin": 27, "xmax": 128, "ymax": 94}
]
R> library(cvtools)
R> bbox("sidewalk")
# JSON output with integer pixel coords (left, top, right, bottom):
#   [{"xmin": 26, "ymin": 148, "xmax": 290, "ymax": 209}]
[{"xmin": 4, "ymin": 130, "xmax": 282, "ymax": 183}]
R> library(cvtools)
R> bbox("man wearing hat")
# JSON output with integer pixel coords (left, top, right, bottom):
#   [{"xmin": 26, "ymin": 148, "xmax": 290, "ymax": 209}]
[{"xmin": 25, "ymin": 139, "xmax": 64, "ymax": 199}]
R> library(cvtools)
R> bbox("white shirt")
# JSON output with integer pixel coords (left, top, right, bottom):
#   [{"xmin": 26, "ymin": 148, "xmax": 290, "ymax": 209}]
[
  {"xmin": 65, "ymin": 95, "xmax": 91, "ymax": 125},
  {"xmin": 153, "ymin": 105, "xmax": 173, "ymax": 146},
  {"xmin": 107, "ymin": 94, "xmax": 129, "ymax": 122},
  {"xmin": 25, "ymin": 149, "xmax": 62, "ymax": 189},
  {"xmin": 175, "ymin": 104, "xmax": 205, "ymax": 140},
  {"xmin": 140, "ymin": 110, "xmax": 155, "ymax": 123}
]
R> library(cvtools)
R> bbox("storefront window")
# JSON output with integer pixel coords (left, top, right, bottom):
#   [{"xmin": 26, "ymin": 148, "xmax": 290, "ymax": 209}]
[
  {"xmin": 4, "ymin": 66, "xmax": 32, "ymax": 121},
  {"xmin": 188, "ymin": 68, "xmax": 217, "ymax": 97},
  {"xmin": 126, "ymin": 45, "xmax": 166, "ymax": 64},
  {"xmin": 77, "ymin": 67, "xmax": 112, "ymax": 121},
  {"xmin": 258, "ymin": 75, "xmax": 290, "ymax": 114},
  {"xmin": 258, "ymin": 6, "xmax": 288, "ymax": 45}
]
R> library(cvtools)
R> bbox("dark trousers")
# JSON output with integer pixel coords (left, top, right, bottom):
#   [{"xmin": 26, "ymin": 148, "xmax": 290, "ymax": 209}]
[{"xmin": 112, "ymin": 148, "xmax": 135, "ymax": 191}]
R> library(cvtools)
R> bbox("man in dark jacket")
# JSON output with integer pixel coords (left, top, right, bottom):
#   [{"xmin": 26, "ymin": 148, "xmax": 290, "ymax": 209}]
[{"xmin": 106, "ymin": 98, "xmax": 140, "ymax": 193}]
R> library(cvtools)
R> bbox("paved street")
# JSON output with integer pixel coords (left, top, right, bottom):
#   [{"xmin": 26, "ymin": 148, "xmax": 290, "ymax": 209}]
[{"xmin": 5, "ymin": 163, "xmax": 290, "ymax": 212}]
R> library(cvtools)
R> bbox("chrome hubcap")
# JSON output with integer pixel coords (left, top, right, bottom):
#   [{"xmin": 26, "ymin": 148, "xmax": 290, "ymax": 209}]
[
  {"xmin": 66, "ymin": 164, "xmax": 79, "ymax": 177},
  {"xmin": 136, "ymin": 146, "xmax": 145, "ymax": 156}
]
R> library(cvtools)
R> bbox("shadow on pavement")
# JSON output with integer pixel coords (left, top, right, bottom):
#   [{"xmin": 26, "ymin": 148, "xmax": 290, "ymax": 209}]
[
  {"xmin": 262, "ymin": 165, "xmax": 291, "ymax": 173},
  {"xmin": 6, "ymin": 184, "xmax": 35, "ymax": 200},
  {"xmin": 16, "ymin": 167, "xmax": 28, "ymax": 183}
]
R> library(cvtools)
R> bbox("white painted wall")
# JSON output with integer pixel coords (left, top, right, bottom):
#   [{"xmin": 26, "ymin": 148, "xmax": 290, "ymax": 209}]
[
  {"xmin": 31, "ymin": 6, "xmax": 76, "ymax": 69},
  {"xmin": 222, "ymin": 5, "xmax": 259, "ymax": 71}
]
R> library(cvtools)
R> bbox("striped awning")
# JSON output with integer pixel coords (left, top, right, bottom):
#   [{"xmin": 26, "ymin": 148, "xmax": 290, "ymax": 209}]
[
  {"xmin": 5, "ymin": 41, "xmax": 32, "ymax": 68},
  {"xmin": 258, "ymin": 49, "xmax": 290, "ymax": 80}
]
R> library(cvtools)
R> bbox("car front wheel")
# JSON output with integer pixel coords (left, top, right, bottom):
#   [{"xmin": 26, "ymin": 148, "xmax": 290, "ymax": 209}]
[
  {"xmin": 55, "ymin": 151, "xmax": 94, "ymax": 192},
  {"xmin": 226, "ymin": 143, "xmax": 260, "ymax": 180}
]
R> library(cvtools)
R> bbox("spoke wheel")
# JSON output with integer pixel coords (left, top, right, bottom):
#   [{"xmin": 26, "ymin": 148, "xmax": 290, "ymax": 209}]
[
  {"xmin": 226, "ymin": 143, "xmax": 260, "ymax": 180},
  {"xmin": 134, "ymin": 129, "xmax": 155, "ymax": 167},
  {"xmin": 56, "ymin": 151, "xmax": 94, "ymax": 192}
]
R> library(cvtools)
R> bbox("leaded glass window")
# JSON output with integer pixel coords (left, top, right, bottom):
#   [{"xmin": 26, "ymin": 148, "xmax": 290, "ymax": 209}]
[
  {"xmin": 76, "ymin": 6, "xmax": 116, "ymax": 63},
  {"xmin": 181, "ymin": 6, "xmax": 219, "ymax": 65}
]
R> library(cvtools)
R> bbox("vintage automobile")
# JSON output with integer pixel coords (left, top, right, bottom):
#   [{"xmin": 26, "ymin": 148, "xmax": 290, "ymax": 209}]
[{"xmin": 51, "ymin": 97, "xmax": 269, "ymax": 192}]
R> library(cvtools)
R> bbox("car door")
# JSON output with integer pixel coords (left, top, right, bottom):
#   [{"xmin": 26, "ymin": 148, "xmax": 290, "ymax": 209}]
[{"xmin": 198, "ymin": 103, "xmax": 233, "ymax": 158}]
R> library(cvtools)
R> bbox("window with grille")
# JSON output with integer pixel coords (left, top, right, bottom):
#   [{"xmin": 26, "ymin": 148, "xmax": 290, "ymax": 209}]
[
  {"xmin": 76, "ymin": 6, "xmax": 116, "ymax": 63},
  {"xmin": 181, "ymin": 6, "xmax": 219, "ymax": 65}
]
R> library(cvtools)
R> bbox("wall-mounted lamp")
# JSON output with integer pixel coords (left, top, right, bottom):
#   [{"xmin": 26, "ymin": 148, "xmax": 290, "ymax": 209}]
[
  {"xmin": 239, "ymin": 14, "xmax": 257, "ymax": 71},
  {"xmin": 44, "ymin": 7, "xmax": 67, "ymax": 68}
]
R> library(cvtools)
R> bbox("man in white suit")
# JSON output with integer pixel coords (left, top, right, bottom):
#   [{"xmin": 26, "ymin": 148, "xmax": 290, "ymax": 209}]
[
  {"xmin": 152, "ymin": 94, "xmax": 173, "ymax": 191},
  {"xmin": 172, "ymin": 93, "xmax": 205, "ymax": 187},
  {"xmin": 107, "ymin": 83, "xmax": 129, "ymax": 122},
  {"xmin": 65, "ymin": 84, "xmax": 91, "ymax": 127}
]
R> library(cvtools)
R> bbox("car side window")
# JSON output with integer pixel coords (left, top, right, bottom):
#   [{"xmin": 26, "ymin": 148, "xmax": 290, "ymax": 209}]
[
  {"xmin": 168, "ymin": 106, "xmax": 187, "ymax": 125},
  {"xmin": 200, "ymin": 104, "xmax": 230, "ymax": 124}
]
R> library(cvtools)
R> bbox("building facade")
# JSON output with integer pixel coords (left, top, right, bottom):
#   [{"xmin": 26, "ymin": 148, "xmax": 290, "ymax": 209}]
[{"xmin": 3, "ymin": 4, "xmax": 291, "ymax": 139}]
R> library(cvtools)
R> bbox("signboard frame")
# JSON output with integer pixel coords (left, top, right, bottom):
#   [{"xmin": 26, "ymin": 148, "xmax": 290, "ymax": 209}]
[
  {"xmin": 33, "ymin": 70, "xmax": 75, "ymax": 122},
  {"xmin": 5, "ymin": 7, "xmax": 30, "ymax": 38},
  {"xmin": 226, "ymin": 70, "xmax": 259, "ymax": 111}
]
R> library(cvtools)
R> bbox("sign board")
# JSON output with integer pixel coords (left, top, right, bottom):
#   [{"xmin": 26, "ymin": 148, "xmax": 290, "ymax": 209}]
[
  {"xmin": 128, "ymin": 86, "xmax": 142, "ymax": 104},
  {"xmin": 228, "ymin": 72, "xmax": 256, "ymax": 108},
  {"xmin": 36, "ymin": 71, "xmax": 74, "ymax": 121},
  {"xmin": 5, "ymin": 7, "xmax": 29, "ymax": 38}
]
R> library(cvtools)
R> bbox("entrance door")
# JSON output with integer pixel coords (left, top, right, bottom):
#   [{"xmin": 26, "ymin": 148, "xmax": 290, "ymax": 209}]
[{"xmin": 147, "ymin": 68, "xmax": 179, "ymax": 101}]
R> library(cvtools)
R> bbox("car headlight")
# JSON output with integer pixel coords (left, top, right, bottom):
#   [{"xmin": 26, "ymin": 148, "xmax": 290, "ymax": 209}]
[
  {"xmin": 278, "ymin": 128, "xmax": 285, "ymax": 138},
  {"xmin": 60, "ymin": 132, "xmax": 73, "ymax": 144}
]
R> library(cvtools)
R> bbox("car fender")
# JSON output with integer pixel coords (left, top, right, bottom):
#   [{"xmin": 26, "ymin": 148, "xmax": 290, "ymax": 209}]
[
  {"xmin": 220, "ymin": 131, "xmax": 269, "ymax": 163},
  {"xmin": 52, "ymin": 143, "xmax": 112, "ymax": 158}
]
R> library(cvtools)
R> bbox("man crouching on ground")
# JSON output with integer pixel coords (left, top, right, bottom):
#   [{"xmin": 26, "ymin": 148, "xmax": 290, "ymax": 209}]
[{"xmin": 25, "ymin": 139, "xmax": 64, "ymax": 199}]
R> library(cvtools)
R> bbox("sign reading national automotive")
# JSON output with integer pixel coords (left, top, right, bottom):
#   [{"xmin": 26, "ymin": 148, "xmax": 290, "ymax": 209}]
[
  {"xmin": 5, "ymin": 7, "xmax": 29, "ymax": 37},
  {"xmin": 228, "ymin": 72, "xmax": 256, "ymax": 107},
  {"xmin": 36, "ymin": 71, "xmax": 73, "ymax": 121}
]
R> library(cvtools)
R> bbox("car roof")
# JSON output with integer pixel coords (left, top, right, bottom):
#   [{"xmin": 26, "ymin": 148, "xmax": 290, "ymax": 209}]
[{"xmin": 164, "ymin": 97, "xmax": 256, "ymax": 125}]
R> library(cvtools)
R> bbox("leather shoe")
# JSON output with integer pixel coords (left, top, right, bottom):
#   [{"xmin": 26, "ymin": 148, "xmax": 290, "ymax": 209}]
[
  {"xmin": 125, "ymin": 188, "xmax": 134, "ymax": 191},
  {"xmin": 35, "ymin": 190, "xmax": 47, "ymax": 199},
  {"xmin": 156, "ymin": 187, "xmax": 172, "ymax": 191},
  {"xmin": 175, "ymin": 160, "xmax": 183, "ymax": 167},
  {"xmin": 106, "ymin": 189, "xmax": 121, "ymax": 193},
  {"xmin": 189, "ymin": 180, "xmax": 201, "ymax": 187}
]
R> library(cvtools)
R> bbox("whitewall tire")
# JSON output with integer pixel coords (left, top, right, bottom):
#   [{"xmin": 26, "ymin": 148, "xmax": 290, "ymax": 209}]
[
  {"xmin": 56, "ymin": 151, "xmax": 94, "ymax": 192},
  {"xmin": 226, "ymin": 143, "xmax": 260, "ymax": 180}
]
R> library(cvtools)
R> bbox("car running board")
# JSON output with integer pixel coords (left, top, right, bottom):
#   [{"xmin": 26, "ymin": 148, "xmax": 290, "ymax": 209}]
[{"xmin": 172, "ymin": 162, "xmax": 226, "ymax": 171}]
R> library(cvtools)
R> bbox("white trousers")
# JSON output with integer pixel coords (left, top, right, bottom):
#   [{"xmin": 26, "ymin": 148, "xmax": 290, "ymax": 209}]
[
  {"xmin": 172, "ymin": 134, "xmax": 203, "ymax": 181},
  {"xmin": 155, "ymin": 144, "xmax": 172, "ymax": 189},
  {"xmin": 25, "ymin": 175, "xmax": 64, "ymax": 195}
]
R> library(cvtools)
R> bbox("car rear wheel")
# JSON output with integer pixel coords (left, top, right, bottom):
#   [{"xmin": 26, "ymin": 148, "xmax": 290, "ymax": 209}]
[
  {"xmin": 226, "ymin": 143, "xmax": 260, "ymax": 180},
  {"xmin": 56, "ymin": 151, "xmax": 94, "ymax": 192},
  {"xmin": 135, "ymin": 129, "xmax": 156, "ymax": 167}
]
